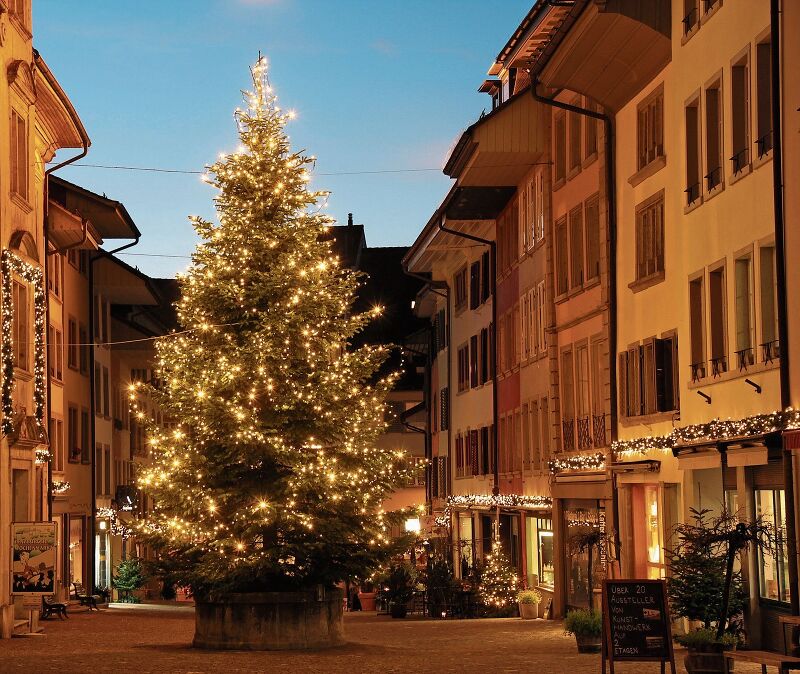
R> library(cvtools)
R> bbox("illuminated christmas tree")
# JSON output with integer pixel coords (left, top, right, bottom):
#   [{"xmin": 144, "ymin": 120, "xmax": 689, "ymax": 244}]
[
  {"xmin": 136, "ymin": 57, "xmax": 408, "ymax": 598},
  {"xmin": 479, "ymin": 541, "xmax": 519, "ymax": 611}
]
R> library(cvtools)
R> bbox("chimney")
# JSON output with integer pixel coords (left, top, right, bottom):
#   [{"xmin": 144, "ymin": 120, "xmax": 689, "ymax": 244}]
[{"xmin": 348, "ymin": 212, "xmax": 354, "ymax": 227}]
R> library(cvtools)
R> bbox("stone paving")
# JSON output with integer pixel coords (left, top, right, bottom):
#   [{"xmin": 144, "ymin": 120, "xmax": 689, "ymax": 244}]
[{"xmin": 0, "ymin": 606, "xmax": 768, "ymax": 673}]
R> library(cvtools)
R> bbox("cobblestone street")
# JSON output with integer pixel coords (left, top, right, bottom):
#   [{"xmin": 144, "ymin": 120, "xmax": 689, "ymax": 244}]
[{"xmin": 0, "ymin": 607, "xmax": 770, "ymax": 674}]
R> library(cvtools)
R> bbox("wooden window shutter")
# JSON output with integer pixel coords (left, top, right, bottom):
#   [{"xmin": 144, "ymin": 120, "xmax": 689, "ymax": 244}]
[
  {"xmin": 618, "ymin": 352, "xmax": 629, "ymax": 418},
  {"xmin": 470, "ymin": 430, "xmax": 479, "ymax": 475},
  {"xmin": 643, "ymin": 338, "xmax": 657, "ymax": 414},
  {"xmin": 440, "ymin": 387, "xmax": 449, "ymax": 431}
]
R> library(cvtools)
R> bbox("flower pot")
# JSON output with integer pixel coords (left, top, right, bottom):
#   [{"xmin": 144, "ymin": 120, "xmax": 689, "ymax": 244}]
[
  {"xmin": 684, "ymin": 645, "xmax": 731, "ymax": 674},
  {"xmin": 575, "ymin": 634, "xmax": 602, "ymax": 653},
  {"xmin": 358, "ymin": 591, "xmax": 376, "ymax": 612},
  {"xmin": 519, "ymin": 602, "xmax": 539, "ymax": 620},
  {"xmin": 389, "ymin": 602, "xmax": 408, "ymax": 619},
  {"xmin": 193, "ymin": 588, "xmax": 344, "ymax": 650}
]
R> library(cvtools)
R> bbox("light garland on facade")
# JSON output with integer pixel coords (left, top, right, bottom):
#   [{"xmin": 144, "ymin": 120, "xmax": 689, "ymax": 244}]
[
  {"xmin": 1, "ymin": 250, "xmax": 46, "ymax": 437},
  {"xmin": 52, "ymin": 480, "xmax": 70, "ymax": 495},
  {"xmin": 612, "ymin": 408, "xmax": 800, "ymax": 460},
  {"xmin": 548, "ymin": 452, "xmax": 606, "ymax": 474},
  {"xmin": 35, "ymin": 448, "xmax": 50, "ymax": 464},
  {"xmin": 434, "ymin": 493, "xmax": 552, "ymax": 528},
  {"xmin": 97, "ymin": 505, "xmax": 134, "ymax": 539}
]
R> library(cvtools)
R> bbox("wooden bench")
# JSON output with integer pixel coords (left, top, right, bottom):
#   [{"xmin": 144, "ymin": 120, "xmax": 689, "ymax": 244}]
[
  {"xmin": 72, "ymin": 583, "xmax": 101, "ymax": 610},
  {"xmin": 724, "ymin": 650, "xmax": 800, "ymax": 674},
  {"xmin": 41, "ymin": 595, "xmax": 68, "ymax": 620}
]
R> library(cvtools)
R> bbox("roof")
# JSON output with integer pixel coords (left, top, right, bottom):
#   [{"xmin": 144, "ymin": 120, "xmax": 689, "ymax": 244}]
[
  {"xmin": 32, "ymin": 50, "xmax": 89, "ymax": 152},
  {"xmin": 49, "ymin": 176, "xmax": 141, "ymax": 240}
]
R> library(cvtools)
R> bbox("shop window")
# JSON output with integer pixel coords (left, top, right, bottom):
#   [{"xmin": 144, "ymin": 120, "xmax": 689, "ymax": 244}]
[
  {"xmin": 756, "ymin": 489, "xmax": 790, "ymax": 603},
  {"xmin": 704, "ymin": 80, "xmax": 723, "ymax": 191},
  {"xmin": 734, "ymin": 256, "xmax": 755, "ymax": 368},
  {"xmin": 731, "ymin": 53, "xmax": 750, "ymax": 173},
  {"xmin": 637, "ymin": 86, "xmax": 664, "ymax": 170},
  {"xmin": 538, "ymin": 518, "xmax": 554, "ymax": 588},
  {"xmin": 459, "ymin": 515, "xmax": 474, "ymax": 575},
  {"xmin": 556, "ymin": 217, "xmax": 568, "ymax": 296},
  {"xmin": 685, "ymin": 97, "xmax": 701, "ymax": 205},
  {"xmin": 565, "ymin": 507, "xmax": 604, "ymax": 609},
  {"xmin": 755, "ymin": 36, "xmax": 773, "ymax": 157},
  {"xmin": 709, "ymin": 265, "xmax": 728, "ymax": 376},
  {"xmin": 69, "ymin": 517, "xmax": 84, "ymax": 586},
  {"xmin": 569, "ymin": 205, "xmax": 584, "ymax": 290},
  {"xmin": 635, "ymin": 191, "xmax": 665, "ymax": 282}
]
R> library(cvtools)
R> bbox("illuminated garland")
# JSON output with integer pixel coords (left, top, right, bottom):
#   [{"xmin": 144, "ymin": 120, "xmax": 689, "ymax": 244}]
[
  {"xmin": 97, "ymin": 506, "xmax": 134, "ymax": 540},
  {"xmin": 613, "ymin": 408, "xmax": 800, "ymax": 459},
  {"xmin": 1, "ymin": 250, "xmax": 46, "ymax": 437},
  {"xmin": 548, "ymin": 452, "xmax": 606, "ymax": 474},
  {"xmin": 35, "ymin": 448, "xmax": 50, "ymax": 464},
  {"xmin": 434, "ymin": 493, "xmax": 552, "ymax": 528},
  {"xmin": 52, "ymin": 480, "xmax": 70, "ymax": 495}
]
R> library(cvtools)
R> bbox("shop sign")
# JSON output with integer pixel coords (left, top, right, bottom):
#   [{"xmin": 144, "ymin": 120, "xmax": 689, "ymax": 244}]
[
  {"xmin": 601, "ymin": 579, "xmax": 675, "ymax": 674},
  {"xmin": 11, "ymin": 522, "xmax": 57, "ymax": 595}
]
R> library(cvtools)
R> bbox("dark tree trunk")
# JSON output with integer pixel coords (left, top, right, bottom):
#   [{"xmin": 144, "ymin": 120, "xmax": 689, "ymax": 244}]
[{"xmin": 716, "ymin": 545, "xmax": 736, "ymax": 640}]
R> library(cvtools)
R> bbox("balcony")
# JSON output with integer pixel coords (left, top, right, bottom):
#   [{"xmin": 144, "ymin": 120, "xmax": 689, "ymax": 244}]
[
  {"xmin": 761, "ymin": 340, "xmax": 780, "ymax": 365},
  {"xmin": 735, "ymin": 347, "xmax": 755, "ymax": 372},
  {"xmin": 562, "ymin": 418, "xmax": 575, "ymax": 453},
  {"xmin": 691, "ymin": 361, "xmax": 707, "ymax": 383},
  {"xmin": 577, "ymin": 416, "xmax": 592, "ymax": 450},
  {"xmin": 592, "ymin": 413, "xmax": 607, "ymax": 448},
  {"xmin": 730, "ymin": 148, "xmax": 749, "ymax": 175},
  {"xmin": 710, "ymin": 355, "xmax": 728, "ymax": 378}
]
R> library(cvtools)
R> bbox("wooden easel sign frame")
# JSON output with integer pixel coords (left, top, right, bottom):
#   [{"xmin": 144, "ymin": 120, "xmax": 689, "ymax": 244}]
[{"xmin": 601, "ymin": 579, "xmax": 676, "ymax": 674}]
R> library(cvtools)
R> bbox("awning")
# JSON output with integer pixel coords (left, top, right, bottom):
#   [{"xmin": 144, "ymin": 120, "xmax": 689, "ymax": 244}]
[
  {"xmin": 725, "ymin": 444, "xmax": 769, "ymax": 468},
  {"xmin": 673, "ymin": 442, "xmax": 721, "ymax": 470},
  {"xmin": 48, "ymin": 200, "xmax": 101, "ymax": 250},
  {"xmin": 551, "ymin": 474, "xmax": 611, "ymax": 501}
]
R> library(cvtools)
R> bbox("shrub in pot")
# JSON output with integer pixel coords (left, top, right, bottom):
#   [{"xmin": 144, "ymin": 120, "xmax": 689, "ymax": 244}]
[
  {"xmin": 564, "ymin": 608, "xmax": 602, "ymax": 653},
  {"xmin": 385, "ymin": 563, "xmax": 415, "ymax": 619},
  {"xmin": 517, "ymin": 589, "xmax": 542, "ymax": 620},
  {"xmin": 667, "ymin": 508, "xmax": 774, "ymax": 674},
  {"xmin": 112, "ymin": 558, "xmax": 146, "ymax": 604}
]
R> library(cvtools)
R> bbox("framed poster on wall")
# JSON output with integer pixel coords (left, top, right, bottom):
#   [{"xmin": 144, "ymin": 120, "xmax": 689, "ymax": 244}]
[{"xmin": 11, "ymin": 521, "xmax": 57, "ymax": 595}]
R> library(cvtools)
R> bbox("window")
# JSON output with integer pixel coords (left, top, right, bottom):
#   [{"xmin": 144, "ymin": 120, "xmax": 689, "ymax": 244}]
[
  {"xmin": 759, "ymin": 245, "xmax": 778, "ymax": 357},
  {"xmin": 576, "ymin": 344, "xmax": 590, "ymax": 425},
  {"xmin": 569, "ymin": 205, "xmax": 584, "ymax": 290},
  {"xmin": 685, "ymin": 97, "xmax": 701, "ymax": 204},
  {"xmin": 520, "ymin": 179, "xmax": 531, "ymax": 252},
  {"xmin": 95, "ymin": 445, "xmax": 113, "ymax": 497},
  {"xmin": 635, "ymin": 192, "xmax": 665, "ymax": 281},
  {"xmin": 9, "ymin": 0, "xmax": 30, "ymax": 29},
  {"xmin": 48, "ymin": 326, "xmax": 63, "ymax": 381},
  {"xmin": 434, "ymin": 308, "xmax": 447, "ymax": 353},
  {"xmin": 756, "ymin": 488, "xmax": 790, "ymax": 603},
  {"xmin": 682, "ymin": 0, "xmax": 698, "ymax": 35},
  {"xmin": 756, "ymin": 36, "xmax": 773, "ymax": 157},
  {"xmin": 457, "ymin": 344, "xmax": 469, "ymax": 392},
  {"xmin": 591, "ymin": 339, "xmax": 606, "ymax": 416},
  {"xmin": 535, "ymin": 281, "xmax": 547, "ymax": 354},
  {"xmin": 10, "ymin": 109, "xmax": 28, "ymax": 200},
  {"xmin": 81, "ymin": 409, "xmax": 90, "ymax": 463},
  {"xmin": 689, "ymin": 276, "xmax": 706, "ymax": 380},
  {"xmin": 68, "ymin": 405, "xmax": 80, "ymax": 463},
  {"xmin": 637, "ymin": 86, "xmax": 664, "ymax": 170},
  {"xmin": 481, "ymin": 251, "xmax": 491, "ymax": 303},
  {"xmin": 103, "ymin": 366, "xmax": 110, "ymax": 417},
  {"xmin": 585, "ymin": 101, "xmax": 598, "ymax": 160},
  {"xmin": 540, "ymin": 397, "xmax": 550, "ymax": 463},
  {"xmin": 569, "ymin": 106, "xmax": 582, "ymax": 173},
  {"xmin": 480, "ymin": 426, "xmax": 490, "ymax": 475},
  {"xmin": 68, "ymin": 318, "xmax": 78, "ymax": 369},
  {"xmin": 556, "ymin": 217, "xmax": 568, "ymax": 296},
  {"xmin": 12, "ymin": 280, "xmax": 28, "ymax": 370},
  {"xmin": 731, "ymin": 53, "xmax": 750, "ymax": 173},
  {"xmin": 533, "ymin": 170, "xmax": 545, "ymax": 244},
  {"xmin": 440, "ymin": 387, "xmax": 449, "ymax": 431},
  {"xmin": 49, "ymin": 417, "xmax": 64, "ymax": 473},
  {"xmin": 554, "ymin": 112, "xmax": 566, "ymax": 185},
  {"xmin": 584, "ymin": 195, "xmax": 600, "ymax": 283},
  {"xmin": 709, "ymin": 265, "xmax": 727, "ymax": 375},
  {"xmin": 79, "ymin": 324, "xmax": 89, "ymax": 375},
  {"xmin": 619, "ymin": 336, "xmax": 679, "ymax": 417},
  {"xmin": 479, "ymin": 328, "xmax": 490, "ymax": 384},
  {"xmin": 47, "ymin": 253, "xmax": 63, "ymax": 299},
  {"xmin": 455, "ymin": 435, "xmax": 465, "ymax": 478},
  {"xmin": 734, "ymin": 256, "xmax": 755, "ymax": 367},
  {"xmin": 454, "ymin": 267, "xmax": 468, "ymax": 311},
  {"xmin": 468, "ymin": 261, "xmax": 480, "ymax": 310},
  {"xmin": 469, "ymin": 335, "xmax": 479, "ymax": 388},
  {"xmin": 94, "ymin": 362, "xmax": 102, "ymax": 412},
  {"xmin": 521, "ymin": 289, "xmax": 534, "ymax": 361},
  {"xmin": 95, "ymin": 296, "xmax": 110, "ymax": 345},
  {"xmin": 561, "ymin": 350, "xmax": 575, "ymax": 451},
  {"xmin": 705, "ymin": 80, "xmax": 723, "ymax": 190}
]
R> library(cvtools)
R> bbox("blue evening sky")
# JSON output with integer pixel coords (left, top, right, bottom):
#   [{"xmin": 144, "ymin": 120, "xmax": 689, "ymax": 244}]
[{"xmin": 35, "ymin": 0, "xmax": 531, "ymax": 277}]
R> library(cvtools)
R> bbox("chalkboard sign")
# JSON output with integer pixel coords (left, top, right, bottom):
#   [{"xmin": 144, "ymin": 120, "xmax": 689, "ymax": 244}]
[{"xmin": 601, "ymin": 579, "xmax": 675, "ymax": 674}]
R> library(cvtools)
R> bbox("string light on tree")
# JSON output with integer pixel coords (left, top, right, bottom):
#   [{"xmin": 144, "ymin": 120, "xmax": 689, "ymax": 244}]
[
  {"xmin": 548, "ymin": 452, "xmax": 606, "ymax": 475},
  {"xmin": 478, "ymin": 541, "xmax": 519, "ymax": 610},
  {"xmin": 135, "ymin": 56, "xmax": 411, "ymax": 596},
  {"xmin": 434, "ymin": 494, "xmax": 552, "ymax": 529}
]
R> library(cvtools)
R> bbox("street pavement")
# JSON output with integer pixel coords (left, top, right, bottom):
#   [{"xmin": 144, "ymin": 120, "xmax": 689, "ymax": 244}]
[{"xmin": 0, "ymin": 606, "xmax": 767, "ymax": 673}]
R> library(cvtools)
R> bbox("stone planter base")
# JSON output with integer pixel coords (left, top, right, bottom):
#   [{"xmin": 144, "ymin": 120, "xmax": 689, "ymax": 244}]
[{"xmin": 193, "ymin": 588, "xmax": 344, "ymax": 650}]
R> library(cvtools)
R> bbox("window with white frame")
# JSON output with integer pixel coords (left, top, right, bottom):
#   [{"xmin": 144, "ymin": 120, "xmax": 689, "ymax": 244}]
[
  {"xmin": 584, "ymin": 194, "xmax": 600, "ymax": 283},
  {"xmin": 635, "ymin": 191, "xmax": 665, "ymax": 281},
  {"xmin": 705, "ymin": 79, "xmax": 723, "ymax": 191},
  {"xmin": 10, "ymin": 109, "xmax": 28, "ymax": 201},
  {"xmin": 734, "ymin": 255, "xmax": 755, "ymax": 368},
  {"xmin": 731, "ymin": 51, "xmax": 750, "ymax": 173},
  {"xmin": 759, "ymin": 244, "xmax": 778, "ymax": 358}
]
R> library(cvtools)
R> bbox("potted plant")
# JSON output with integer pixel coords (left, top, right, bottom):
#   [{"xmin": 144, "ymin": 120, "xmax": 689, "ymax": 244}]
[
  {"xmin": 385, "ymin": 563, "xmax": 415, "ymax": 619},
  {"xmin": 357, "ymin": 579, "xmax": 378, "ymax": 612},
  {"xmin": 424, "ymin": 553, "xmax": 458, "ymax": 618},
  {"xmin": 517, "ymin": 589, "xmax": 542, "ymax": 620},
  {"xmin": 564, "ymin": 608, "xmax": 602, "ymax": 653},
  {"xmin": 667, "ymin": 508, "xmax": 773, "ymax": 674}
]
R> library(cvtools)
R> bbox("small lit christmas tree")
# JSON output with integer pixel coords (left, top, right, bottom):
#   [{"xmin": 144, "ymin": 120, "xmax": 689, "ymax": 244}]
[
  {"xmin": 479, "ymin": 541, "xmax": 519, "ymax": 611},
  {"xmin": 135, "ymin": 56, "xmax": 409, "ymax": 599},
  {"xmin": 113, "ymin": 558, "xmax": 146, "ymax": 603}
]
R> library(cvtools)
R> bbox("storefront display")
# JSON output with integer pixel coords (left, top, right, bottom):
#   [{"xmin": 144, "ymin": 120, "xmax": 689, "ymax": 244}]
[
  {"xmin": 756, "ymin": 488, "xmax": 790, "ymax": 603},
  {"xmin": 563, "ymin": 501, "xmax": 605, "ymax": 609}
]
